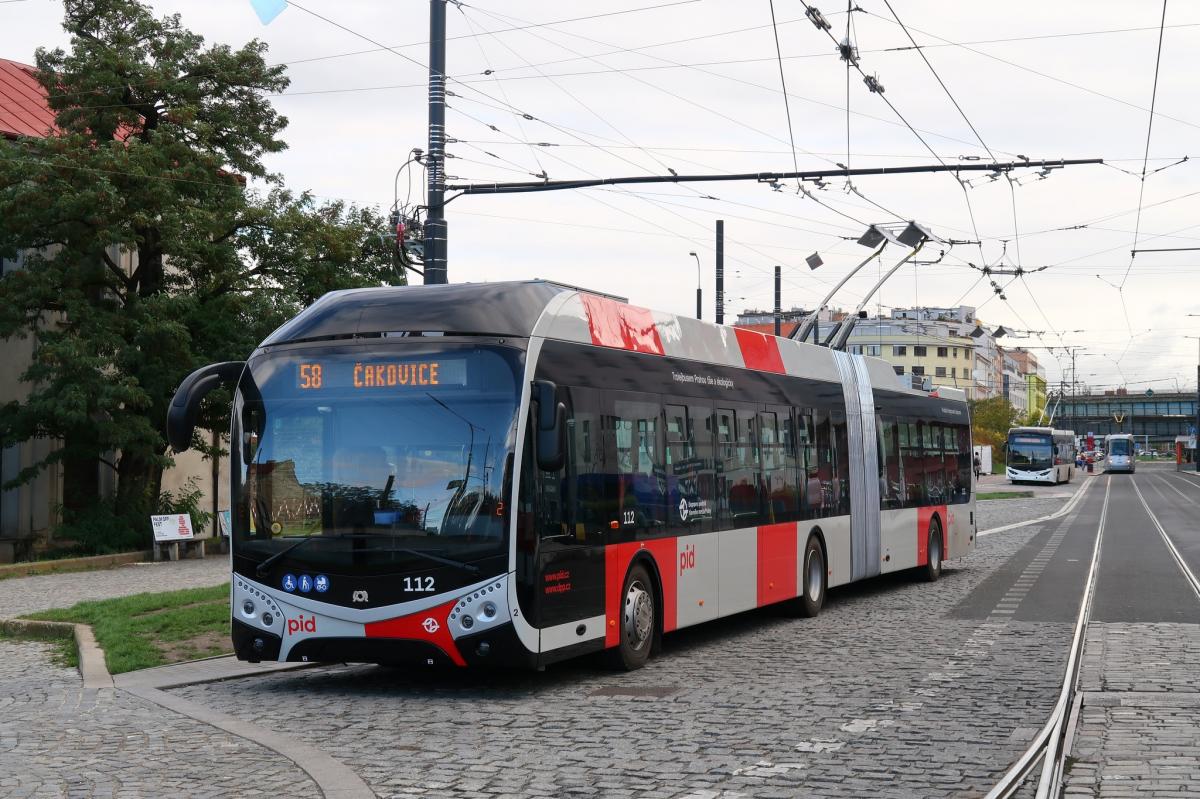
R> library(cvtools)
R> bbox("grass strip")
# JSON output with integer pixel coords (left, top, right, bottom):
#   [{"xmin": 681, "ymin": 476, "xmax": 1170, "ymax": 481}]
[
  {"xmin": 0, "ymin": 620, "xmax": 79, "ymax": 668},
  {"xmin": 26, "ymin": 583, "xmax": 231, "ymax": 674},
  {"xmin": 976, "ymin": 491, "xmax": 1035, "ymax": 500}
]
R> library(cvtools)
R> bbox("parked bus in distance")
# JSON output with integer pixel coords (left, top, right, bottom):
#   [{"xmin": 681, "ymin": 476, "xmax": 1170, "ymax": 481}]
[
  {"xmin": 1006, "ymin": 427, "xmax": 1076, "ymax": 484},
  {"xmin": 1104, "ymin": 433, "xmax": 1135, "ymax": 473},
  {"xmin": 168, "ymin": 281, "xmax": 976, "ymax": 671}
]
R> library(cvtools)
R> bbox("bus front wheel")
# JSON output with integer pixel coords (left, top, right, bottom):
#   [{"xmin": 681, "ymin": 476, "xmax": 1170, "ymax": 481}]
[{"xmin": 609, "ymin": 562, "xmax": 656, "ymax": 671}]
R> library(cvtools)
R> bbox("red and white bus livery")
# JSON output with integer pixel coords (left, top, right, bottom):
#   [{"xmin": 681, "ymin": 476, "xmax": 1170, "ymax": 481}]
[{"xmin": 169, "ymin": 281, "xmax": 975, "ymax": 670}]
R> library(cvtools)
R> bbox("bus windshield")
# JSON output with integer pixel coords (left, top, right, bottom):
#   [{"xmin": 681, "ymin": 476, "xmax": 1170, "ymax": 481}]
[
  {"xmin": 232, "ymin": 343, "xmax": 523, "ymax": 575},
  {"xmin": 1108, "ymin": 438, "xmax": 1131, "ymax": 456},
  {"xmin": 1008, "ymin": 434, "xmax": 1053, "ymax": 471}
]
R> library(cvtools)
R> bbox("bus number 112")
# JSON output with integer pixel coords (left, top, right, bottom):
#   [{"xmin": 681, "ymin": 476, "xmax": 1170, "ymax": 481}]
[{"xmin": 403, "ymin": 576, "xmax": 435, "ymax": 593}]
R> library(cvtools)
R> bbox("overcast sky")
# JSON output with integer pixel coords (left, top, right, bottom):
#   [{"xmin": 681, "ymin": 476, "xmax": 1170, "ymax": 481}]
[{"xmin": 4, "ymin": 0, "xmax": 1200, "ymax": 395}]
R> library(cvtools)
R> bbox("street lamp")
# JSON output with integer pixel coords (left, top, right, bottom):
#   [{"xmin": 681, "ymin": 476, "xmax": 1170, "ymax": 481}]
[{"xmin": 688, "ymin": 252, "xmax": 702, "ymax": 320}]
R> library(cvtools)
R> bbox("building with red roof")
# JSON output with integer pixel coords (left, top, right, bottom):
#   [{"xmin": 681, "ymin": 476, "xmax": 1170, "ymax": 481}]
[{"xmin": 0, "ymin": 58, "xmax": 58, "ymax": 140}]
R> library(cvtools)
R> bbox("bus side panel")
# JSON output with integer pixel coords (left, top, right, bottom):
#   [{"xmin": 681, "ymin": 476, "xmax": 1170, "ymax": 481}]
[
  {"xmin": 880, "ymin": 507, "xmax": 918, "ymax": 573},
  {"xmin": 718, "ymin": 527, "xmax": 758, "ymax": 616},
  {"xmin": 820, "ymin": 515, "xmax": 853, "ymax": 588},
  {"xmin": 946, "ymin": 503, "xmax": 974, "ymax": 560},
  {"xmin": 603, "ymin": 538, "xmax": 679, "ymax": 648},
  {"xmin": 673, "ymin": 532, "xmax": 719, "ymax": 630},
  {"xmin": 756, "ymin": 522, "xmax": 799, "ymax": 606}
]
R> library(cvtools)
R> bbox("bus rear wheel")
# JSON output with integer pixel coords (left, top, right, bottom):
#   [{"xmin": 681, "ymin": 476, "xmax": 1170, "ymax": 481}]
[
  {"xmin": 783, "ymin": 535, "xmax": 826, "ymax": 618},
  {"xmin": 608, "ymin": 562, "xmax": 656, "ymax": 671},
  {"xmin": 923, "ymin": 518, "xmax": 943, "ymax": 582}
]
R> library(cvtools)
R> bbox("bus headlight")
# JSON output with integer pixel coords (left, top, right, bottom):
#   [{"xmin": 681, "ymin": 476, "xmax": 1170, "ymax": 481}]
[{"xmin": 242, "ymin": 600, "xmax": 255, "ymax": 617}]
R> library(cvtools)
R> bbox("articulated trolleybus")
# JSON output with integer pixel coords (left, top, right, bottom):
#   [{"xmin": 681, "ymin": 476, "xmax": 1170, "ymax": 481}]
[
  {"xmin": 1006, "ymin": 426, "xmax": 1076, "ymax": 484},
  {"xmin": 168, "ymin": 281, "xmax": 976, "ymax": 671}
]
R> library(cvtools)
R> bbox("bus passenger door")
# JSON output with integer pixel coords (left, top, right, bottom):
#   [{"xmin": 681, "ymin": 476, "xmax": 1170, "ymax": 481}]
[{"xmin": 532, "ymin": 388, "xmax": 605, "ymax": 650}]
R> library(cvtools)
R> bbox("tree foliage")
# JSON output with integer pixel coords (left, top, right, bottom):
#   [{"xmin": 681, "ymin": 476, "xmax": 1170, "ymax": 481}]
[
  {"xmin": 0, "ymin": 0, "xmax": 397, "ymax": 549},
  {"xmin": 969, "ymin": 396, "xmax": 1019, "ymax": 462}
]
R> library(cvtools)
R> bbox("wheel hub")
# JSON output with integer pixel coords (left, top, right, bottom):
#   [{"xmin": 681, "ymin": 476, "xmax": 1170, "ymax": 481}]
[{"xmin": 623, "ymin": 581, "xmax": 653, "ymax": 648}]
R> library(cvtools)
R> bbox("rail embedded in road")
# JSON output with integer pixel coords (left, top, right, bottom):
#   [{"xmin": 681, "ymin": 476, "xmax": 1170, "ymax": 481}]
[
  {"xmin": 1130, "ymin": 476, "xmax": 1200, "ymax": 602},
  {"xmin": 984, "ymin": 476, "xmax": 1111, "ymax": 799}
]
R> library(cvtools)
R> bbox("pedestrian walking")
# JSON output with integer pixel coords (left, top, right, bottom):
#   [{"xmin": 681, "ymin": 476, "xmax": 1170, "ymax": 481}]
[{"xmin": 973, "ymin": 453, "xmax": 982, "ymax": 481}]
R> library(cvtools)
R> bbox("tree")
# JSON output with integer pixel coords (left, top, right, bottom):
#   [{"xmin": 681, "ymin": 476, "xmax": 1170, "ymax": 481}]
[
  {"xmin": 969, "ymin": 396, "xmax": 1019, "ymax": 463},
  {"xmin": 0, "ymin": 0, "xmax": 396, "ymax": 549}
]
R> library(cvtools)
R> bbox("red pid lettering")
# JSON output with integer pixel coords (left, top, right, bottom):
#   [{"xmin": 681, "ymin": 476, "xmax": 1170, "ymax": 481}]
[
  {"xmin": 679, "ymin": 544, "xmax": 696, "ymax": 576},
  {"xmin": 287, "ymin": 615, "xmax": 317, "ymax": 635}
]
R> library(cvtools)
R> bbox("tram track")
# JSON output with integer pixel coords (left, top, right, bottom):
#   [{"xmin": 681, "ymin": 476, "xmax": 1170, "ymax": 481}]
[
  {"xmin": 984, "ymin": 476, "xmax": 1110, "ymax": 799},
  {"xmin": 987, "ymin": 468, "xmax": 1200, "ymax": 798}
]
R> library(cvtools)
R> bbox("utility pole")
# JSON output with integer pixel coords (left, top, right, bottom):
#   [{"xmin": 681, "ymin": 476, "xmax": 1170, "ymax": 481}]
[
  {"xmin": 423, "ymin": 0, "xmax": 448, "ymax": 284},
  {"xmin": 774, "ymin": 266, "xmax": 782, "ymax": 336},
  {"xmin": 715, "ymin": 220, "xmax": 725, "ymax": 324}
]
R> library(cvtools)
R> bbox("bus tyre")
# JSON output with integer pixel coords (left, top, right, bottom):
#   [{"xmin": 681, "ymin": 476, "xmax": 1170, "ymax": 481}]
[
  {"xmin": 784, "ymin": 535, "xmax": 825, "ymax": 618},
  {"xmin": 924, "ymin": 519, "xmax": 943, "ymax": 582},
  {"xmin": 609, "ymin": 562, "xmax": 656, "ymax": 671}
]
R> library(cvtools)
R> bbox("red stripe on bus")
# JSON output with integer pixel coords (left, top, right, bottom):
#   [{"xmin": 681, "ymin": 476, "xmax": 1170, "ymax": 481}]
[
  {"xmin": 756, "ymin": 522, "xmax": 798, "ymax": 606},
  {"xmin": 733, "ymin": 328, "xmax": 785, "ymax": 373},
  {"xmin": 363, "ymin": 599, "xmax": 465, "ymax": 666},
  {"xmin": 917, "ymin": 505, "xmax": 947, "ymax": 566},
  {"xmin": 605, "ymin": 539, "xmax": 678, "ymax": 648},
  {"xmin": 580, "ymin": 294, "xmax": 664, "ymax": 355}
]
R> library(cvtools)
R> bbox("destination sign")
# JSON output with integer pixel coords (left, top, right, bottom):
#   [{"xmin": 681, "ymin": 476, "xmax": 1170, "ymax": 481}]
[
  {"xmin": 297, "ymin": 359, "xmax": 468, "ymax": 391},
  {"xmin": 1010, "ymin": 435, "xmax": 1051, "ymax": 445}
]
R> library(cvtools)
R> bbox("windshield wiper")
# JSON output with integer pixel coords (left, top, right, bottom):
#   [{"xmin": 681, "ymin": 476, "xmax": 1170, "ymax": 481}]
[
  {"xmin": 256, "ymin": 535, "xmax": 320, "ymax": 578},
  {"xmin": 254, "ymin": 534, "xmax": 481, "ymax": 578}
]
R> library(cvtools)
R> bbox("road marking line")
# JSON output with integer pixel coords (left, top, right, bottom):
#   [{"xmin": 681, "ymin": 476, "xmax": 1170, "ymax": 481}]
[{"xmin": 979, "ymin": 476, "xmax": 1095, "ymax": 538}]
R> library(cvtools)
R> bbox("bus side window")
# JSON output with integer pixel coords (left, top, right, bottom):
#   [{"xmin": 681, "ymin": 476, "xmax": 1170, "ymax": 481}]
[
  {"xmin": 569, "ymin": 391, "xmax": 612, "ymax": 542},
  {"xmin": 831, "ymin": 410, "xmax": 850, "ymax": 516},
  {"xmin": 611, "ymin": 393, "xmax": 666, "ymax": 538},
  {"xmin": 683, "ymin": 402, "xmax": 716, "ymax": 533},
  {"xmin": 923, "ymin": 422, "xmax": 945, "ymax": 504},
  {"xmin": 760, "ymin": 408, "xmax": 800, "ymax": 523},
  {"xmin": 811, "ymin": 408, "xmax": 833, "ymax": 518},
  {"xmin": 879, "ymin": 416, "xmax": 901, "ymax": 509},
  {"xmin": 901, "ymin": 422, "xmax": 923, "ymax": 507},
  {"xmin": 717, "ymin": 406, "xmax": 761, "ymax": 528},
  {"xmin": 955, "ymin": 424, "xmax": 972, "ymax": 503}
]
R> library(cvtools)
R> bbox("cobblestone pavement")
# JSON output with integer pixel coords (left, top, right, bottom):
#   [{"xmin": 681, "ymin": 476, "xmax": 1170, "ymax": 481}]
[
  {"xmin": 0, "ymin": 639, "xmax": 315, "ymax": 799},
  {"xmin": 171, "ymin": 511, "xmax": 1080, "ymax": 799},
  {"xmin": 0, "ymin": 558, "xmax": 227, "ymax": 619},
  {"xmin": 1064, "ymin": 623, "xmax": 1200, "ymax": 797},
  {"xmin": 978, "ymin": 495, "xmax": 1067, "ymax": 532}
]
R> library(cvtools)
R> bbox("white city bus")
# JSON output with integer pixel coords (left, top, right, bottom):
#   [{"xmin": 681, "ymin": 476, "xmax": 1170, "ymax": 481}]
[
  {"xmin": 1006, "ymin": 427, "xmax": 1076, "ymax": 484},
  {"xmin": 168, "ymin": 281, "xmax": 976, "ymax": 671},
  {"xmin": 1104, "ymin": 433, "xmax": 1135, "ymax": 473}
]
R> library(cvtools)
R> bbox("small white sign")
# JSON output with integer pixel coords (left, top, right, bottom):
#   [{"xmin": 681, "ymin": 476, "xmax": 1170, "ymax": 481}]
[
  {"xmin": 151, "ymin": 513, "xmax": 194, "ymax": 542},
  {"xmin": 217, "ymin": 510, "xmax": 232, "ymax": 538}
]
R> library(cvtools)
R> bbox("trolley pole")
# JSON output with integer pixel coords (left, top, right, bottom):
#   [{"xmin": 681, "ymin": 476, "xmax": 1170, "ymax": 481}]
[
  {"xmin": 774, "ymin": 266, "xmax": 782, "ymax": 337},
  {"xmin": 715, "ymin": 220, "xmax": 724, "ymax": 324},
  {"xmin": 423, "ymin": 0, "xmax": 448, "ymax": 284}
]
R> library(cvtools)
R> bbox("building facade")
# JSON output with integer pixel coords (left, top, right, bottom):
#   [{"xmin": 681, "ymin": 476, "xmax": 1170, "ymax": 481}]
[{"xmin": 0, "ymin": 58, "xmax": 225, "ymax": 561}]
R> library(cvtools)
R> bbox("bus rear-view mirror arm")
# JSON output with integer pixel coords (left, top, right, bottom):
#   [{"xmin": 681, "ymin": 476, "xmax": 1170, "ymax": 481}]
[
  {"xmin": 533, "ymin": 379, "xmax": 566, "ymax": 472},
  {"xmin": 166, "ymin": 361, "xmax": 246, "ymax": 453}
]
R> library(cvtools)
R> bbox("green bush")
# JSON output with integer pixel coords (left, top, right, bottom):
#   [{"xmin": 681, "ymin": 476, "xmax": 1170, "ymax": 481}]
[
  {"xmin": 156, "ymin": 476, "xmax": 213, "ymax": 533},
  {"xmin": 54, "ymin": 501, "xmax": 144, "ymax": 554}
]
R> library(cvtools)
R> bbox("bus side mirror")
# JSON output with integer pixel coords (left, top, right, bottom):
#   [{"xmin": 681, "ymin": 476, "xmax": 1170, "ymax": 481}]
[
  {"xmin": 533, "ymin": 379, "xmax": 566, "ymax": 472},
  {"xmin": 166, "ymin": 362, "xmax": 245, "ymax": 452}
]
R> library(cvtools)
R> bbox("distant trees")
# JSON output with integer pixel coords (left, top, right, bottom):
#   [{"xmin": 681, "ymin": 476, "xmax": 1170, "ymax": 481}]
[
  {"xmin": 0, "ymin": 0, "xmax": 396, "ymax": 550},
  {"xmin": 969, "ymin": 397, "xmax": 1019, "ymax": 463}
]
